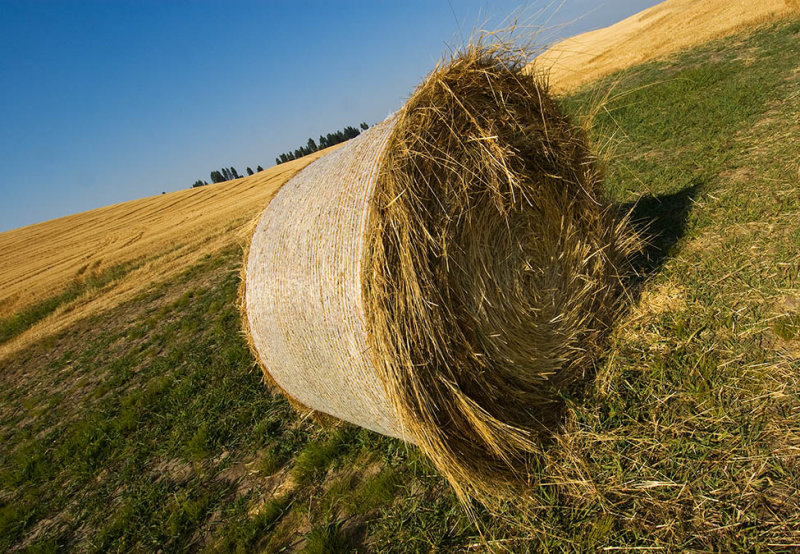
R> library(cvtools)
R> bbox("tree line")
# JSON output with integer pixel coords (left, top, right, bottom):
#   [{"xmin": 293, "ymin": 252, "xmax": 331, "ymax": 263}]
[
  {"xmin": 192, "ymin": 165, "xmax": 264, "ymax": 188},
  {"xmin": 189, "ymin": 122, "xmax": 370, "ymax": 188},
  {"xmin": 275, "ymin": 122, "xmax": 369, "ymax": 165}
]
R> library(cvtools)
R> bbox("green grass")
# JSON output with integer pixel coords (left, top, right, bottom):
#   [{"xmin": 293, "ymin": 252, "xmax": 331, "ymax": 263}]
[
  {"xmin": 303, "ymin": 521, "xmax": 349, "ymax": 554},
  {"xmin": 1, "ymin": 18, "xmax": 799, "ymax": 552},
  {"xmin": 292, "ymin": 429, "xmax": 352, "ymax": 484},
  {"xmin": 212, "ymin": 495, "xmax": 292, "ymax": 553}
]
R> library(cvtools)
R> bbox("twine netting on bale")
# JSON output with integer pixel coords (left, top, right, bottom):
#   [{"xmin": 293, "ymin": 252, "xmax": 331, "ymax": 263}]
[{"xmin": 244, "ymin": 44, "xmax": 633, "ymax": 503}]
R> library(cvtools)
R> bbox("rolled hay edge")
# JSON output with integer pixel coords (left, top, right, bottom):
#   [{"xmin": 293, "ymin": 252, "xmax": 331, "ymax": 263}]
[{"xmin": 244, "ymin": 44, "xmax": 636, "ymax": 504}]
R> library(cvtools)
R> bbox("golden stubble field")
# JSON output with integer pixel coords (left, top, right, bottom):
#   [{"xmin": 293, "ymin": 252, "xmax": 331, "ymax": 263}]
[{"xmin": 0, "ymin": 0, "xmax": 797, "ymax": 362}]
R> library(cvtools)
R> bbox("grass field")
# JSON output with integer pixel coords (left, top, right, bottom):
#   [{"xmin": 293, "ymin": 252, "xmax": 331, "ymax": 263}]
[{"xmin": 1, "ymin": 17, "xmax": 799, "ymax": 552}]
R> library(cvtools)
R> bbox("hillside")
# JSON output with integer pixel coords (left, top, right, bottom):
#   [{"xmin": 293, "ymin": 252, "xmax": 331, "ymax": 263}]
[
  {"xmin": 536, "ymin": 0, "xmax": 799, "ymax": 91},
  {"xmin": 0, "ymin": 150, "xmax": 333, "ymax": 360},
  {"xmin": 1, "ymin": 15, "xmax": 798, "ymax": 552},
  {"xmin": 3, "ymin": 0, "xmax": 797, "ymax": 364}
]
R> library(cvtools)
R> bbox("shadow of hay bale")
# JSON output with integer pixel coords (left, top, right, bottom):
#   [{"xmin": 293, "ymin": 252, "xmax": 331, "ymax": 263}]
[{"xmin": 622, "ymin": 183, "xmax": 702, "ymax": 288}]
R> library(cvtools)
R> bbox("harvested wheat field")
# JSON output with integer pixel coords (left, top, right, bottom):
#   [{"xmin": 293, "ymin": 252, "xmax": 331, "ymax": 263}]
[
  {"xmin": 0, "ymin": 150, "xmax": 332, "ymax": 360},
  {"xmin": 535, "ymin": 0, "xmax": 800, "ymax": 91}
]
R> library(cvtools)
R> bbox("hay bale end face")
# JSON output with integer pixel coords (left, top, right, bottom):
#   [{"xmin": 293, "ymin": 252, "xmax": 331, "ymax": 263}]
[{"xmin": 244, "ymin": 46, "xmax": 632, "ymax": 502}]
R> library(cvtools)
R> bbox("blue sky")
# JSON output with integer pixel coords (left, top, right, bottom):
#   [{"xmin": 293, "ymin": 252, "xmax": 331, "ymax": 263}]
[{"xmin": 0, "ymin": 0, "xmax": 660, "ymax": 232}]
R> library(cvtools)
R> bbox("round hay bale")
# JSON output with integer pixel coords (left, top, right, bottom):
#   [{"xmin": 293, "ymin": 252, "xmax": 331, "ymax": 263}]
[{"xmin": 243, "ymin": 45, "xmax": 633, "ymax": 501}]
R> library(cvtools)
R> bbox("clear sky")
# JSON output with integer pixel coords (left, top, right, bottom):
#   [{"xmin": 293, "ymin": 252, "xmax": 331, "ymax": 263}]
[{"xmin": 0, "ymin": 0, "xmax": 660, "ymax": 233}]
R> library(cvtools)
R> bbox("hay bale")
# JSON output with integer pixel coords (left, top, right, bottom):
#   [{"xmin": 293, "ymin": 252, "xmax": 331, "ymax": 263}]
[{"xmin": 244, "ymin": 45, "xmax": 633, "ymax": 502}]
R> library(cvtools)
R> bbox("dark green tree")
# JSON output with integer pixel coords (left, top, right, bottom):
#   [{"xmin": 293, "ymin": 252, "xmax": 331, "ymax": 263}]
[
  {"xmin": 343, "ymin": 126, "xmax": 360, "ymax": 139},
  {"xmin": 275, "ymin": 123, "xmax": 368, "ymax": 164}
]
